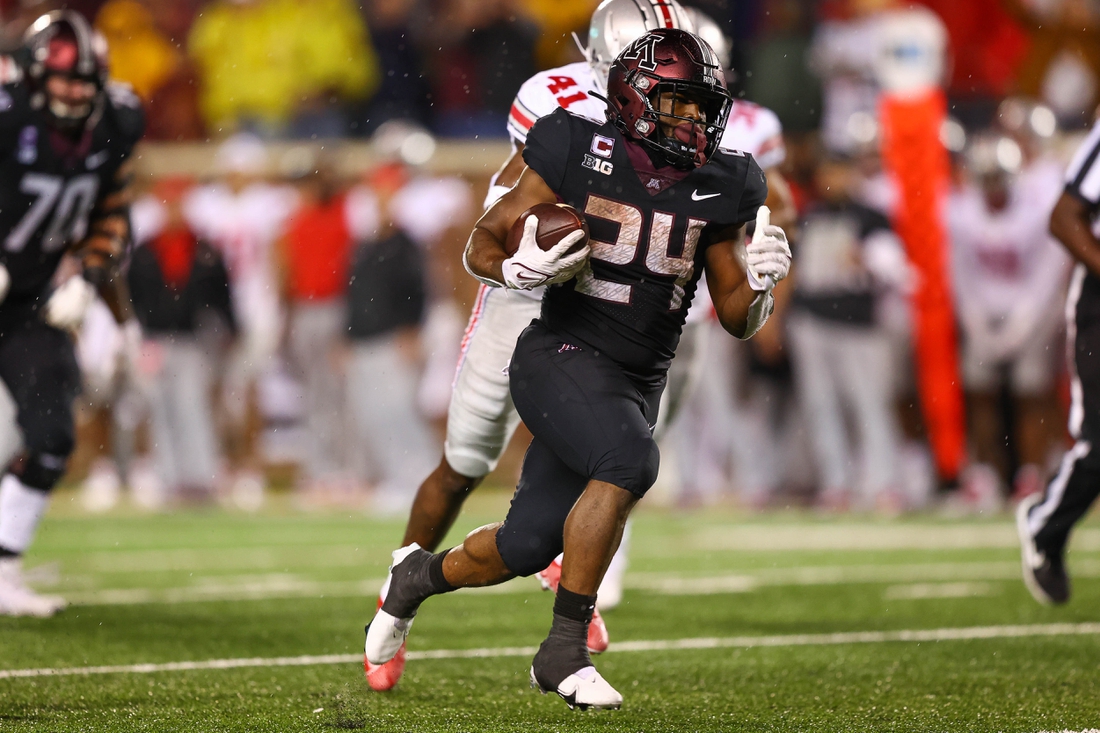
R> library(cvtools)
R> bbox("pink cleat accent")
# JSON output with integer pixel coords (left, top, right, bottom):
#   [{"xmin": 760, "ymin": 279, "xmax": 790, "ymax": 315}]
[
  {"xmin": 536, "ymin": 557, "xmax": 610, "ymax": 654},
  {"xmin": 365, "ymin": 641, "xmax": 407, "ymax": 691},
  {"xmin": 364, "ymin": 595, "xmax": 407, "ymax": 691}
]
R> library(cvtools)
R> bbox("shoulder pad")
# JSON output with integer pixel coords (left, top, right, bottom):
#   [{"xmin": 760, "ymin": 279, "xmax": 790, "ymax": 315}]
[
  {"xmin": 105, "ymin": 82, "xmax": 145, "ymax": 149},
  {"xmin": 106, "ymin": 81, "xmax": 141, "ymax": 110}
]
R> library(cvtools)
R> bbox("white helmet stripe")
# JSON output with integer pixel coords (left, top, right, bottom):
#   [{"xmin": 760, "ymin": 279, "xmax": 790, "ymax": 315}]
[{"xmin": 692, "ymin": 32, "xmax": 712, "ymax": 66}]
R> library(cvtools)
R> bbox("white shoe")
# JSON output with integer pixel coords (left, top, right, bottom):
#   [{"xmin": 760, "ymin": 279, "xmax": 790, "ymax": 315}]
[
  {"xmin": 0, "ymin": 558, "xmax": 65, "ymax": 617},
  {"xmin": 81, "ymin": 459, "xmax": 120, "ymax": 513},
  {"xmin": 129, "ymin": 459, "xmax": 166, "ymax": 511},
  {"xmin": 230, "ymin": 471, "xmax": 265, "ymax": 513},
  {"xmin": 530, "ymin": 665, "xmax": 623, "ymax": 710},
  {"xmin": 364, "ymin": 543, "xmax": 422, "ymax": 665}
]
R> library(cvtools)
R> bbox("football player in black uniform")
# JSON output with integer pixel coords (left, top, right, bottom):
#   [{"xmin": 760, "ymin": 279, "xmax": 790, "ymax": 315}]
[
  {"xmin": 365, "ymin": 29, "xmax": 790, "ymax": 708},
  {"xmin": 0, "ymin": 11, "xmax": 144, "ymax": 616}
]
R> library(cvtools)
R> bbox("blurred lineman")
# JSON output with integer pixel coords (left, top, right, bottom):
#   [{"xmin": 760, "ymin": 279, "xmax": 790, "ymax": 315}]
[
  {"xmin": 950, "ymin": 132, "xmax": 1070, "ymax": 501},
  {"xmin": 0, "ymin": 11, "xmax": 144, "ymax": 616},
  {"xmin": 364, "ymin": 0, "xmax": 794, "ymax": 692},
  {"xmin": 366, "ymin": 28, "xmax": 789, "ymax": 709},
  {"xmin": 789, "ymin": 153, "xmax": 910, "ymax": 512},
  {"xmin": 184, "ymin": 135, "xmax": 297, "ymax": 497},
  {"xmin": 1018, "ymin": 117, "xmax": 1100, "ymax": 605}
]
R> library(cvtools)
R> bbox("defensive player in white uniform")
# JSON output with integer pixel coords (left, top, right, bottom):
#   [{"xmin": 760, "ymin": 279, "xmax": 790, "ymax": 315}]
[{"xmin": 365, "ymin": 0, "xmax": 793, "ymax": 691}]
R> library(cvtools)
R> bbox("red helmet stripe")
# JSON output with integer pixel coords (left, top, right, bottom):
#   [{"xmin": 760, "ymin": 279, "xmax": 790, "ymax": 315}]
[{"xmin": 650, "ymin": 0, "xmax": 674, "ymax": 28}]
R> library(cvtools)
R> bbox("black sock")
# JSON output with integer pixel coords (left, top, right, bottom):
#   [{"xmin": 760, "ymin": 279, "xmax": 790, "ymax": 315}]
[
  {"xmin": 554, "ymin": 586, "xmax": 596, "ymax": 623},
  {"xmin": 380, "ymin": 547, "xmax": 457, "ymax": 619},
  {"xmin": 532, "ymin": 585, "xmax": 598, "ymax": 691}
]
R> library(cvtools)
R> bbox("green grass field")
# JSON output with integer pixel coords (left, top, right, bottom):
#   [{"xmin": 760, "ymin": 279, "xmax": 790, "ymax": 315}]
[{"xmin": 3, "ymin": 489, "xmax": 1100, "ymax": 732}]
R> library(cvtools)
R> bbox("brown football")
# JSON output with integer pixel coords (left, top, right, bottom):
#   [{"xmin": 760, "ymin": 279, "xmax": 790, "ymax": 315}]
[{"xmin": 504, "ymin": 203, "xmax": 589, "ymax": 256}]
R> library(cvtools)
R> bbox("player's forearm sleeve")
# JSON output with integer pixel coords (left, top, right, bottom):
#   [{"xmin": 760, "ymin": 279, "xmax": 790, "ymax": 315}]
[{"xmin": 738, "ymin": 290, "xmax": 774, "ymax": 341}]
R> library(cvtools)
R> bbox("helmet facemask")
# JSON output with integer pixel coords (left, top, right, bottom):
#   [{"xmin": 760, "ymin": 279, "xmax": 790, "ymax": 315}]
[
  {"xmin": 643, "ymin": 78, "xmax": 730, "ymax": 169},
  {"xmin": 608, "ymin": 63, "xmax": 732, "ymax": 170},
  {"xmin": 603, "ymin": 29, "xmax": 733, "ymax": 171}
]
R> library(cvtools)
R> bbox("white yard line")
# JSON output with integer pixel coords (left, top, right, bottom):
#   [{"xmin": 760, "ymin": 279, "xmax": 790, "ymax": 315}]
[
  {"xmin": 61, "ymin": 558, "xmax": 1100, "ymax": 606},
  {"xmin": 2, "ymin": 622, "xmax": 1099, "ymax": 680},
  {"xmin": 694, "ymin": 525, "xmax": 1100, "ymax": 552}
]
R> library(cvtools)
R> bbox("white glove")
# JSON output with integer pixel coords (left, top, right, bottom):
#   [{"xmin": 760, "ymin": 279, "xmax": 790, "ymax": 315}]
[
  {"xmin": 0, "ymin": 263, "xmax": 9, "ymax": 305},
  {"xmin": 44, "ymin": 275, "xmax": 96, "ymax": 331},
  {"xmin": 501, "ymin": 214, "xmax": 590, "ymax": 290},
  {"xmin": 738, "ymin": 206, "xmax": 791, "ymax": 292}
]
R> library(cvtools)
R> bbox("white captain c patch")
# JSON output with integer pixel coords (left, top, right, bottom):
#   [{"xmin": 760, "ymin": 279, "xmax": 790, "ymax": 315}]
[{"xmin": 590, "ymin": 134, "xmax": 615, "ymax": 159}]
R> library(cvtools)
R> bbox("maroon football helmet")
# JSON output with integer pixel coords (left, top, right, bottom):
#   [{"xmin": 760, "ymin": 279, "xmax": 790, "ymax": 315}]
[
  {"xmin": 604, "ymin": 28, "xmax": 732, "ymax": 170},
  {"xmin": 22, "ymin": 11, "xmax": 108, "ymax": 128}
]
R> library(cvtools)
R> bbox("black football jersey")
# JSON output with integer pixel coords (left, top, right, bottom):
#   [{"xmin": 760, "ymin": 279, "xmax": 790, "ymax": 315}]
[
  {"xmin": 0, "ymin": 77, "xmax": 144, "ymax": 318},
  {"xmin": 523, "ymin": 107, "xmax": 767, "ymax": 378}
]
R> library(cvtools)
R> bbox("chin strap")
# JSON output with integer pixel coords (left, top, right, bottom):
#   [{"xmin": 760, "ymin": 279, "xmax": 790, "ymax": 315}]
[{"xmin": 738, "ymin": 289, "xmax": 774, "ymax": 341}]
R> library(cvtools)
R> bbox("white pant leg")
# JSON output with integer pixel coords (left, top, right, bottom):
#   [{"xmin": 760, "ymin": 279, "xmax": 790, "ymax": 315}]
[
  {"xmin": 788, "ymin": 314, "xmax": 851, "ymax": 491},
  {"xmin": 724, "ymin": 333, "xmax": 780, "ymax": 496},
  {"xmin": 164, "ymin": 340, "xmax": 218, "ymax": 488},
  {"xmin": 347, "ymin": 335, "xmax": 439, "ymax": 511},
  {"xmin": 833, "ymin": 326, "xmax": 901, "ymax": 499},
  {"xmin": 672, "ymin": 323, "xmax": 733, "ymax": 500},
  {"xmin": 0, "ymin": 379, "xmax": 22, "ymax": 471},
  {"xmin": 288, "ymin": 301, "xmax": 347, "ymax": 481},
  {"xmin": 147, "ymin": 340, "xmax": 182, "ymax": 490},
  {"xmin": 655, "ymin": 320, "xmax": 710, "ymax": 440},
  {"xmin": 444, "ymin": 286, "xmax": 542, "ymax": 478}
]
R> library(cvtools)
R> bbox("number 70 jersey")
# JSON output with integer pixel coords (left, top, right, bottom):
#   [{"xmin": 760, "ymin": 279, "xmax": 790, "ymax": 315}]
[{"xmin": 0, "ymin": 78, "xmax": 144, "ymax": 307}]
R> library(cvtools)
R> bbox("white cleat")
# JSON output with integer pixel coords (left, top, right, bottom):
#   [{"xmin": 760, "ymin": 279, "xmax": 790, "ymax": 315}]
[
  {"xmin": 0, "ymin": 558, "xmax": 65, "ymax": 617},
  {"xmin": 364, "ymin": 543, "xmax": 422, "ymax": 665},
  {"xmin": 530, "ymin": 665, "xmax": 623, "ymax": 710}
]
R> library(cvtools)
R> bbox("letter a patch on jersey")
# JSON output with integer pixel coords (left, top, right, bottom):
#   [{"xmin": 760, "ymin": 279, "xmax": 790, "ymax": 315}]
[{"xmin": 590, "ymin": 134, "xmax": 615, "ymax": 159}]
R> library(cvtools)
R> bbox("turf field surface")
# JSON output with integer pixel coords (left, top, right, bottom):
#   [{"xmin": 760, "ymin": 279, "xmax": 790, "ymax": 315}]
[{"xmin": 2, "ymin": 490, "xmax": 1099, "ymax": 732}]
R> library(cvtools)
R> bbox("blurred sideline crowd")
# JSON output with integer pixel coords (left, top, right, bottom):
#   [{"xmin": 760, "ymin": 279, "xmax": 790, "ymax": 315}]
[
  {"xmin": 0, "ymin": 0, "xmax": 1098, "ymax": 139},
  {"xmin": 9, "ymin": 0, "xmax": 1099, "ymax": 515}
]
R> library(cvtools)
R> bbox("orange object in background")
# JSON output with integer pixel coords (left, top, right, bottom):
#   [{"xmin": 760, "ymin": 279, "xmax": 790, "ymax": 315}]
[{"xmin": 879, "ymin": 89, "xmax": 966, "ymax": 483}]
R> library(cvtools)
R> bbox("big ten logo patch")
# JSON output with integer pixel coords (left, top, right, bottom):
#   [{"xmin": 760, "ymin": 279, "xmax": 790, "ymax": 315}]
[{"xmin": 583, "ymin": 154, "xmax": 614, "ymax": 176}]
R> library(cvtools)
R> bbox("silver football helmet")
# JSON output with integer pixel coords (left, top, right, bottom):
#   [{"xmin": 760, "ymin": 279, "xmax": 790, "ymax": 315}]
[
  {"xmin": 576, "ymin": 0, "xmax": 694, "ymax": 94},
  {"xmin": 681, "ymin": 7, "xmax": 731, "ymax": 70}
]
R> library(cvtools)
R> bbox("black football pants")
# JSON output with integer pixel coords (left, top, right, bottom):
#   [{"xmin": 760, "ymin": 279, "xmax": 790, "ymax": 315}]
[{"xmin": 494, "ymin": 320, "xmax": 662, "ymax": 577}]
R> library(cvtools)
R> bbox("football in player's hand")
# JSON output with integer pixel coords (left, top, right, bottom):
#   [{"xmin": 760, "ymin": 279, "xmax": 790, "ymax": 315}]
[{"xmin": 504, "ymin": 203, "xmax": 589, "ymax": 256}]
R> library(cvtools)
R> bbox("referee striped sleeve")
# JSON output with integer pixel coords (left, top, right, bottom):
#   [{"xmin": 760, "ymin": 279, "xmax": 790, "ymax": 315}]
[{"xmin": 1065, "ymin": 121, "xmax": 1100, "ymax": 207}]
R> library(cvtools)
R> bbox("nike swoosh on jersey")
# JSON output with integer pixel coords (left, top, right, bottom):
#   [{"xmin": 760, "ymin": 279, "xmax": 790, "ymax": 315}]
[{"xmin": 691, "ymin": 190, "xmax": 721, "ymax": 201}]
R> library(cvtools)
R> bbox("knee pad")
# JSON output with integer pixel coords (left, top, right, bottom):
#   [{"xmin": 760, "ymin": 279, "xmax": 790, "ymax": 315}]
[
  {"xmin": 13, "ymin": 451, "xmax": 68, "ymax": 492},
  {"xmin": 593, "ymin": 435, "xmax": 660, "ymax": 498},
  {"xmin": 495, "ymin": 522, "xmax": 562, "ymax": 578}
]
